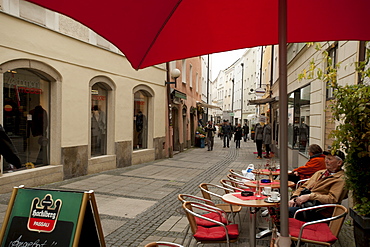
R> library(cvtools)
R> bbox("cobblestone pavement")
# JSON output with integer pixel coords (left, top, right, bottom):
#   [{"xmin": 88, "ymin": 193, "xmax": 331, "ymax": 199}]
[{"xmin": 0, "ymin": 138, "xmax": 355, "ymax": 247}]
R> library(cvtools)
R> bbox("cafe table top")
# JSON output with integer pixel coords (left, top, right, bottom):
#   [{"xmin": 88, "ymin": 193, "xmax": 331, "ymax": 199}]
[
  {"xmin": 222, "ymin": 192, "xmax": 277, "ymax": 207},
  {"xmin": 244, "ymin": 179, "xmax": 295, "ymax": 189},
  {"xmin": 252, "ymin": 169, "xmax": 280, "ymax": 176}
]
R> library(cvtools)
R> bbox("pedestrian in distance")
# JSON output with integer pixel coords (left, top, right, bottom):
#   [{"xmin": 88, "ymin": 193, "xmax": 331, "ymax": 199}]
[
  {"xmin": 255, "ymin": 123, "xmax": 264, "ymax": 159},
  {"xmin": 229, "ymin": 122, "xmax": 234, "ymax": 141},
  {"xmin": 243, "ymin": 123, "xmax": 249, "ymax": 142},
  {"xmin": 263, "ymin": 120, "xmax": 272, "ymax": 158},
  {"xmin": 234, "ymin": 123, "xmax": 242, "ymax": 148},
  {"xmin": 205, "ymin": 121, "xmax": 216, "ymax": 151},
  {"xmin": 221, "ymin": 120, "xmax": 231, "ymax": 148}
]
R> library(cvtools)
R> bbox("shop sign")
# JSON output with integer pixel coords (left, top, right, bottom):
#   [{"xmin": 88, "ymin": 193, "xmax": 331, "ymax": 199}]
[
  {"xmin": 92, "ymin": 95, "xmax": 106, "ymax": 101},
  {"xmin": 4, "ymin": 73, "xmax": 40, "ymax": 89},
  {"xmin": 0, "ymin": 187, "xmax": 105, "ymax": 247}
]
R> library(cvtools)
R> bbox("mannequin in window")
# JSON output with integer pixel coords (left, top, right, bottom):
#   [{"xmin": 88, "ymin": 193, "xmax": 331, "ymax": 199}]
[
  {"xmin": 91, "ymin": 105, "xmax": 106, "ymax": 154},
  {"xmin": 135, "ymin": 111, "xmax": 144, "ymax": 148},
  {"xmin": 29, "ymin": 105, "xmax": 48, "ymax": 165}
]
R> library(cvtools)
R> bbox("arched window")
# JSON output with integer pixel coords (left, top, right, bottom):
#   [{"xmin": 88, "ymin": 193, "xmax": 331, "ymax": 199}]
[
  {"xmin": 90, "ymin": 77, "xmax": 115, "ymax": 157},
  {"xmin": 133, "ymin": 90, "xmax": 148, "ymax": 150},
  {"xmin": 2, "ymin": 68, "xmax": 51, "ymax": 171}
]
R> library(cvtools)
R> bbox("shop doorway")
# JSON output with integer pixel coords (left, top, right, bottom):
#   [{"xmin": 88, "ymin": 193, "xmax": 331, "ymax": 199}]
[{"xmin": 172, "ymin": 107, "xmax": 180, "ymax": 151}]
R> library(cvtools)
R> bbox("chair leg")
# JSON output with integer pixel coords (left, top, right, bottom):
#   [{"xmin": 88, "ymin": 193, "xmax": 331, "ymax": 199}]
[{"xmin": 181, "ymin": 224, "xmax": 190, "ymax": 246}]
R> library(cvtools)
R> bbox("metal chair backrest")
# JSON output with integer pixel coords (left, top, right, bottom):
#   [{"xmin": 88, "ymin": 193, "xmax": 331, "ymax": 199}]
[
  {"xmin": 292, "ymin": 204, "xmax": 348, "ymax": 246},
  {"xmin": 295, "ymin": 178, "xmax": 309, "ymax": 190},
  {"xmin": 145, "ymin": 241, "xmax": 184, "ymax": 247},
  {"xmin": 220, "ymin": 179, "xmax": 245, "ymax": 193}
]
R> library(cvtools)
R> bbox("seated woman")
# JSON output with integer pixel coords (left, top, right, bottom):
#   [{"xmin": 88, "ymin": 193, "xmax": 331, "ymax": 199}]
[
  {"xmin": 288, "ymin": 144, "xmax": 326, "ymax": 184},
  {"xmin": 288, "ymin": 150, "xmax": 348, "ymax": 221}
]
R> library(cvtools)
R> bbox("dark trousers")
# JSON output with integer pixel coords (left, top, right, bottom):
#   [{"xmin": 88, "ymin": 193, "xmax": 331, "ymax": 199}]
[
  {"xmin": 207, "ymin": 136, "xmax": 214, "ymax": 150},
  {"xmin": 236, "ymin": 139, "xmax": 241, "ymax": 148},
  {"xmin": 243, "ymin": 134, "xmax": 248, "ymax": 142},
  {"xmin": 265, "ymin": 144, "xmax": 271, "ymax": 156},
  {"xmin": 256, "ymin": 139, "xmax": 263, "ymax": 157},
  {"xmin": 288, "ymin": 173, "xmax": 301, "ymax": 184},
  {"xmin": 223, "ymin": 134, "xmax": 230, "ymax": 147}
]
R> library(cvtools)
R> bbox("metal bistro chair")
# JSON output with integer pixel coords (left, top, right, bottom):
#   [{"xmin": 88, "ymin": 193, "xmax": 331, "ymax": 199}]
[
  {"xmin": 295, "ymin": 178, "xmax": 310, "ymax": 190},
  {"xmin": 177, "ymin": 194, "xmax": 229, "ymax": 246},
  {"xmin": 220, "ymin": 179, "xmax": 252, "ymax": 193},
  {"xmin": 182, "ymin": 201, "xmax": 239, "ymax": 247},
  {"xmin": 289, "ymin": 204, "xmax": 348, "ymax": 246},
  {"xmin": 199, "ymin": 183, "xmax": 242, "ymax": 223},
  {"xmin": 145, "ymin": 241, "xmax": 184, "ymax": 247}
]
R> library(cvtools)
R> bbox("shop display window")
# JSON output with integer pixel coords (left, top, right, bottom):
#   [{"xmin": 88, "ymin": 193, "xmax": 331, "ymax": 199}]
[
  {"xmin": 287, "ymin": 85, "xmax": 311, "ymax": 155},
  {"xmin": 91, "ymin": 83, "xmax": 108, "ymax": 157},
  {"xmin": 2, "ymin": 69, "xmax": 50, "ymax": 172},
  {"xmin": 133, "ymin": 91, "xmax": 148, "ymax": 150}
]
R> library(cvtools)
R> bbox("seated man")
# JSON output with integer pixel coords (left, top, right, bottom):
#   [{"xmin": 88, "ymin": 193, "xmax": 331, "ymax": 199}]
[
  {"xmin": 288, "ymin": 144, "xmax": 326, "ymax": 184},
  {"xmin": 288, "ymin": 150, "xmax": 348, "ymax": 221}
]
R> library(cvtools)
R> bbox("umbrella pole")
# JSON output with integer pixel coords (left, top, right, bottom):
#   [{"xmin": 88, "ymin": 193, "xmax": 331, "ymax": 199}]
[{"xmin": 278, "ymin": 0, "xmax": 291, "ymax": 245}]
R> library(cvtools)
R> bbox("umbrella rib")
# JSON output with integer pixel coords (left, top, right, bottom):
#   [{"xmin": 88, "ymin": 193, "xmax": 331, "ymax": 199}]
[{"xmin": 137, "ymin": 0, "xmax": 183, "ymax": 69}]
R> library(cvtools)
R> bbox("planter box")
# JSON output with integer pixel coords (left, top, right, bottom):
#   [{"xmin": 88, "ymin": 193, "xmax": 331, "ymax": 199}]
[{"xmin": 349, "ymin": 208, "xmax": 370, "ymax": 247}]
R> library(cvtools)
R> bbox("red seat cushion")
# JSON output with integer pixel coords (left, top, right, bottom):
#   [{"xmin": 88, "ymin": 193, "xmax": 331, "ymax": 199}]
[
  {"xmin": 194, "ymin": 224, "xmax": 239, "ymax": 241},
  {"xmin": 289, "ymin": 218, "xmax": 338, "ymax": 243},
  {"xmin": 195, "ymin": 212, "xmax": 228, "ymax": 227}
]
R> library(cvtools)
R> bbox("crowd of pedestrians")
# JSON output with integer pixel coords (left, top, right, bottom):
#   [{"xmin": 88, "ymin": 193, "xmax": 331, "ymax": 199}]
[{"xmin": 200, "ymin": 118, "xmax": 276, "ymax": 160}]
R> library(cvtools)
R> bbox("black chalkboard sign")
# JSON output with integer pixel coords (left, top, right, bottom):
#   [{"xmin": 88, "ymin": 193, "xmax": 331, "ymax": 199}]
[{"xmin": 0, "ymin": 186, "xmax": 105, "ymax": 247}]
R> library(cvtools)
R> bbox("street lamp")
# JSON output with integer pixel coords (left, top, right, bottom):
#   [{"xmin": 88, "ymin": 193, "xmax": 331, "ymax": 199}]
[
  {"xmin": 240, "ymin": 63, "xmax": 244, "ymax": 124},
  {"xmin": 231, "ymin": 78, "xmax": 234, "ymax": 125},
  {"xmin": 165, "ymin": 68, "xmax": 181, "ymax": 86},
  {"xmin": 165, "ymin": 66, "xmax": 181, "ymax": 158}
]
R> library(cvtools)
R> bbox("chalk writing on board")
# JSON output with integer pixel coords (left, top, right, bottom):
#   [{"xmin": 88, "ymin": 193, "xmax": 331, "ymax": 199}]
[{"xmin": 8, "ymin": 235, "xmax": 58, "ymax": 247}]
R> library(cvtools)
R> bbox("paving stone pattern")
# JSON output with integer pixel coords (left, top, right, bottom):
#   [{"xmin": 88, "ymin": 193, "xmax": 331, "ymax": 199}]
[{"xmin": 0, "ymin": 138, "xmax": 356, "ymax": 247}]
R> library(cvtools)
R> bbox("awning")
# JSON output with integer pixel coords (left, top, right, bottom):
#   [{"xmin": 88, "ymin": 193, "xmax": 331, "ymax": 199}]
[
  {"xmin": 171, "ymin": 89, "xmax": 187, "ymax": 100},
  {"xmin": 248, "ymin": 96, "xmax": 278, "ymax": 105},
  {"xmin": 197, "ymin": 102, "xmax": 222, "ymax": 110}
]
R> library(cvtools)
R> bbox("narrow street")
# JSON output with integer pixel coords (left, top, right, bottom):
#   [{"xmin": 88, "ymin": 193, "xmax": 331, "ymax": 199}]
[{"xmin": 0, "ymin": 137, "xmax": 354, "ymax": 246}]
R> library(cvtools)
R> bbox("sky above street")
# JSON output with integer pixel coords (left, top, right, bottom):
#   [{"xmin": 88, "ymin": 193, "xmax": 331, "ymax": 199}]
[{"xmin": 211, "ymin": 48, "xmax": 246, "ymax": 80}]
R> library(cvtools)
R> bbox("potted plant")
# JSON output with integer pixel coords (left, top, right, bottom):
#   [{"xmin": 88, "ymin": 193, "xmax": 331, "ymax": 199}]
[
  {"xmin": 299, "ymin": 42, "xmax": 370, "ymax": 246},
  {"xmin": 195, "ymin": 126, "xmax": 206, "ymax": 148}
]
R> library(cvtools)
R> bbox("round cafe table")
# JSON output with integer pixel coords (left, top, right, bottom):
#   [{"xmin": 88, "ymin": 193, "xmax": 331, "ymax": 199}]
[
  {"xmin": 252, "ymin": 169, "xmax": 280, "ymax": 177},
  {"xmin": 244, "ymin": 179, "xmax": 295, "ymax": 189},
  {"xmin": 222, "ymin": 192, "xmax": 279, "ymax": 247}
]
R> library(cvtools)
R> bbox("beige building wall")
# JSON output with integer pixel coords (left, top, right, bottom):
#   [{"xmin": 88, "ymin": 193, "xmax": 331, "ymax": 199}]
[
  {"xmin": 0, "ymin": 6, "xmax": 167, "ymax": 192},
  {"xmin": 285, "ymin": 41, "xmax": 359, "ymax": 167}
]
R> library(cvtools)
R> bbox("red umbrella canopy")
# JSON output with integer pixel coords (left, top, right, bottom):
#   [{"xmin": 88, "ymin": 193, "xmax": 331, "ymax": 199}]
[{"xmin": 25, "ymin": 0, "xmax": 370, "ymax": 70}]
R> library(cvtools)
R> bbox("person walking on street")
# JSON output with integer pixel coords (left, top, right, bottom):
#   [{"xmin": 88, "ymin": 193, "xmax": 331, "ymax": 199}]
[
  {"xmin": 221, "ymin": 120, "xmax": 231, "ymax": 148},
  {"xmin": 234, "ymin": 123, "xmax": 242, "ymax": 148},
  {"xmin": 229, "ymin": 122, "xmax": 234, "ymax": 141},
  {"xmin": 205, "ymin": 121, "xmax": 216, "ymax": 151},
  {"xmin": 263, "ymin": 121, "xmax": 272, "ymax": 158},
  {"xmin": 255, "ymin": 123, "xmax": 264, "ymax": 159},
  {"xmin": 243, "ymin": 123, "xmax": 249, "ymax": 142}
]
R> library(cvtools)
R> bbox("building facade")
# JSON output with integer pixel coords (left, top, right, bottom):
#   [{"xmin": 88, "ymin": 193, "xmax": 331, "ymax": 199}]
[{"xmin": 0, "ymin": 1, "xmax": 167, "ymax": 193}]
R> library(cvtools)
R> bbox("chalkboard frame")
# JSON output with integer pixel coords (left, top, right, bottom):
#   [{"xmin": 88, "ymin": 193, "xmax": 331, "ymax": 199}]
[{"xmin": 0, "ymin": 186, "xmax": 105, "ymax": 247}]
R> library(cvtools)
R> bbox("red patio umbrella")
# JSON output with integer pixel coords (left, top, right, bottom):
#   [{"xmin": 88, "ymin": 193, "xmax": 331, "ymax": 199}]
[
  {"xmin": 24, "ymin": 0, "xmax": 369, "ymax": 70},
  {"xmin": 23, "ymin": 0, "xmax": 370, "ymax": 244}
]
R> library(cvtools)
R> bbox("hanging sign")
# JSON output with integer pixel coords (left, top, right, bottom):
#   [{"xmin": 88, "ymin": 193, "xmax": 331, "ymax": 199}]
[
  {"xmin": 255, "ymin": 87, "xmax": 266, "ymax": 97},
  {"xmin": 0, "ymin": 186, "xmax": 105, "ymax": 247}
]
